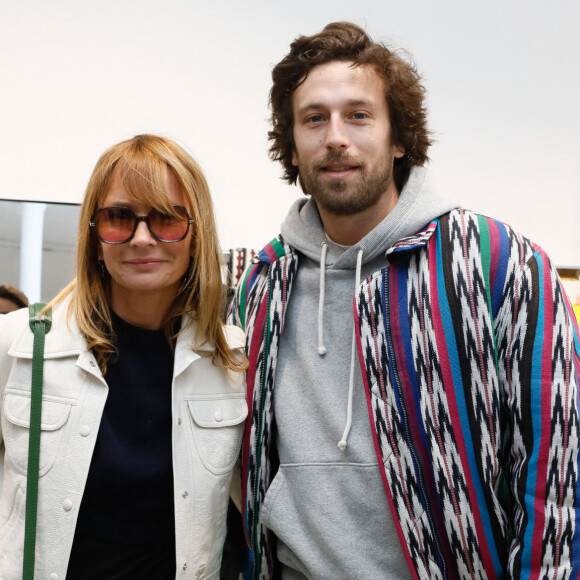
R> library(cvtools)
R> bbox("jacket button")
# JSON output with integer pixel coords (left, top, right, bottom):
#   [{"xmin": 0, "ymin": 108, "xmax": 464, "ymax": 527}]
[
  {"xmin": 63, "ymin": 499, "xmax": 73, "ymax": 512},
  {"xmin": 182, "ymin": 491, "xmax": 188, "ymax": 499},
  {"xmin": 50, "ymin": 573, "xmax": 59, "ymax": 580},
  {"xmin": 214, "ymin": 411, "xmax": 223, "ymax": 422},
  {"xmin": 178, "ymin": 418, "xmax": 182, "ymax": 425},
  {"xmin": 182, "ymin": 563, "xmax": 187, "ymax": 571},
  {"xmin": 79, "ymin": 425, "xmax": 91, "ymax": 437}
]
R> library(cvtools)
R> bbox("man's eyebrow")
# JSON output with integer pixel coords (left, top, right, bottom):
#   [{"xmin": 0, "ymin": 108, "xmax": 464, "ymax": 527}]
[
  {"xmin": 296, "ymin": 98, "xmax": 374, "ymax": 114},
  {"xmin": 346, "ymin": 99, "xmax": 373, "ymax": 107},
  {"xmin": 295, "ymin": 102, "xmax": 325, "ymax": 115}
]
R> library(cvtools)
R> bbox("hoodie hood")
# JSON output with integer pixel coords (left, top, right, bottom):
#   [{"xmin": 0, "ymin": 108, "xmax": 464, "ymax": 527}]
[{"xmin": 280, "ymin": 166, "xmax": 459, "ymax": 268}]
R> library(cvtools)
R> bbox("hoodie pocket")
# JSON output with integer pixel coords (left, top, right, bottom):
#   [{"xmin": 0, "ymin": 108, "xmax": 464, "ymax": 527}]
[
  {"xmin": 2, "ymin": 391, "xmax": 71, "ymax": 476},
  {"xmin": 187, "ymin": 394, "xmax": 247, "ymax": 475}
]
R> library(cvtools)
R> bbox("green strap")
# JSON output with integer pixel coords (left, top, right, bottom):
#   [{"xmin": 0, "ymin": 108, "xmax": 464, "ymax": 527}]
[{"xmin": 23, "ymin": 303, "xmax": 52, "ymax": 580}]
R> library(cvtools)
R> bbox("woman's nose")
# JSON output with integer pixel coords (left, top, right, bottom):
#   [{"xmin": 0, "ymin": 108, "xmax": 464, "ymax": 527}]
[{"xmin": 130, "ymin": 219, "xmax": 156, "ymax": 246}]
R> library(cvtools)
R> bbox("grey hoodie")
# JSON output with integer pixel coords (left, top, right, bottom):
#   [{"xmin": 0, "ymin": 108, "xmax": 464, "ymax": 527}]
[{"xmin": 261, "ymin": 167, "xmax": 458, "ymax": 579}]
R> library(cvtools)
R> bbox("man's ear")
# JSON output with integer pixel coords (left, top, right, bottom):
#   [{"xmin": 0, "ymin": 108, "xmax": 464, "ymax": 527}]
[
  {"xmin": 393, "ymin": 143, "xmax": 405, "ymax": 159},
  {"xmin": 291, "ymin": 149, "xmax": 299, "ymax": 167}
]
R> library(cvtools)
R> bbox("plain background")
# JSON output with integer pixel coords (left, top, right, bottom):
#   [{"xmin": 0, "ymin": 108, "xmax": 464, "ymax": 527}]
[{"xmin": 1, "ymin": 0, "xmax": 579, "ymax": 281}]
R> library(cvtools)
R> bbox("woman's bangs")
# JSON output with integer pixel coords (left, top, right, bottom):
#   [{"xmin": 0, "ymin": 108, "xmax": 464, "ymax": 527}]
[{"xmin": 117, "ymin": 156, "xmax": 175, "ymax": 214}]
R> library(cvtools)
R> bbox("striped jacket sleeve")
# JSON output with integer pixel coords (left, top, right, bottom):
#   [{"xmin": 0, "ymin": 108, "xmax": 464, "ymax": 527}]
[{"xmin": 492, "ymin": 225, "xmax": 580, "ymax": 577}]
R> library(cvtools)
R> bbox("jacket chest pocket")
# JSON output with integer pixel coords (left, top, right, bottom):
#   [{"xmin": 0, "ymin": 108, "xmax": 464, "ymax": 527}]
[
  {"xmin": 187, "ymin": 395, "xmax": 247, "ymax": 475},
  {"xmin": 2, "ymin": 391, "xmax": 71, "ymax": 476}
]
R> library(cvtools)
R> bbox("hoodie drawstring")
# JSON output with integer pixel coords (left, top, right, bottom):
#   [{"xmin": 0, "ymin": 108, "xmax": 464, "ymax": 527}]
[
  {"xmin": 338, "ymin": 248, "xmax": 363, "ymax": 451},
  {"xmin": 317, "ymin": 241, "xmax": 364, "ymax": 451},
  {"xmin": 317, "ymin": 242, "xmax": 328, "ymax": 356}
]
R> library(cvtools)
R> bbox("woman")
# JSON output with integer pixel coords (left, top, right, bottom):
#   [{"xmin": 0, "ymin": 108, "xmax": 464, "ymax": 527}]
[{"xmin": 0, "ymin": 135, "xmax": 247, "ymax": 579}]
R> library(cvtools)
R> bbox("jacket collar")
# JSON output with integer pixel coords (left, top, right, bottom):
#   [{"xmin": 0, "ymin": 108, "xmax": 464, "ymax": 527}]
[
  {"xmin": 8, "ymin": 296, "xmax": 86, "ymax": 360},
  {"xmin": 173, "ymin": 318, "xmax": 201, "ymax": 377},
  {"xmin": 7, "ymin": 297, "xmax": 105, "ymax": 382},
  {"xmin": 173, "ymin": 318, "xmax": 246, "ymax": 378},
  {"xmin": 253, "ymin": 236, "xmax": 296, "ymax": 266},
  {"xmin": 8, "ymin": 296, "xmax": 245, "ymax": 380},
  {"xmin": 257, "ymin": 220, "xmax": 441, "ymax": 267},
  {"xmin": 385, "ymin": 218, "xmax": 439, "ymax": 262}
]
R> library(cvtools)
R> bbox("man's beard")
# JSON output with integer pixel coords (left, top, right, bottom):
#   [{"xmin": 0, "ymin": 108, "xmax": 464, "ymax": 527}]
[{"xmin": 297, "ymin": 152, "xmax": 394, "ymax": 216}]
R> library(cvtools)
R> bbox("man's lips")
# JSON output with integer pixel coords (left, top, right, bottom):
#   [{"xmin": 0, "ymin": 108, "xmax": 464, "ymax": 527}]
[
  {"xmin": 320, "ymin": 164, "xmax": 359, "ymax": 178},
  {"xmin": 323, "ymin": 164, "xmax": 357, "ymax": 171}
]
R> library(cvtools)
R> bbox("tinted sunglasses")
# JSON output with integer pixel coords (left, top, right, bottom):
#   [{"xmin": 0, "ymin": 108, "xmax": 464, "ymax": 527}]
[{"xmin": 90, "ymin": 205, "xmax": 194, "ymax": 244}]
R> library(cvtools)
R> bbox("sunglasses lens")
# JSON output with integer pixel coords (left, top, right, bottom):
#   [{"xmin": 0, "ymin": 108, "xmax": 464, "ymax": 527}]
[
  {"xmin": 96, "ymin": 207, "xmax": 135, "ymax": 243},
  {"xmin": 94, "ymin": 205, "xmax": 191, "ymax": 243},
  {"xmin": 148, "ymin": 206, "xmax": 190, "ymax": 241}
]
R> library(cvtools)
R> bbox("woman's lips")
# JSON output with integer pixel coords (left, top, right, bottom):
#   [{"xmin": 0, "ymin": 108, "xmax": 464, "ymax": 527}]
[{"xmin": 125, "ymin": 258, "xmax": 164, "ymax": 266}]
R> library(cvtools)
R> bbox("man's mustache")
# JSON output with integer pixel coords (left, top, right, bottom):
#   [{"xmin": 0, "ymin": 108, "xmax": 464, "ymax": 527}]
[{"xmin": 312, "ymin": 153, "xmax": 364, "ymax": 171}]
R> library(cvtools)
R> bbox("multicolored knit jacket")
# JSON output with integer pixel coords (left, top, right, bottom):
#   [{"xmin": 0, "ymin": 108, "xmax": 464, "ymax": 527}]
[{"xmin": 230, "ymin": 209, "xmax": 580, "ymax": 579}]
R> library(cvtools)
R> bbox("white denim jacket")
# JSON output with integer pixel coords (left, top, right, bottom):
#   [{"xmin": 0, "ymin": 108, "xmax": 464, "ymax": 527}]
[{"xmin": 0, "ymin": 299, "xmax": 247, "ymax": 580}]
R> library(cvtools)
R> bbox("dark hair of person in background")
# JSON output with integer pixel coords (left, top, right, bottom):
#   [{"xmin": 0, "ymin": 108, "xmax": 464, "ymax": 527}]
[{"xmin": 0, "ymin": 284, "xmax": 29, "ymax": 314}]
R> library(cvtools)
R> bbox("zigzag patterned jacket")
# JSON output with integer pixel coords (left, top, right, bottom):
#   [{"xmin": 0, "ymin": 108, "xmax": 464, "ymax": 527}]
[{"xmin": 230, "ymin": 209, "xmax": 580, "ymax": 580}]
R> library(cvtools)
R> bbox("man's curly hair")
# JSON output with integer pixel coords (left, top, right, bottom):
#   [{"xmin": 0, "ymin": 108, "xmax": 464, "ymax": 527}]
[{"xmin": 269, "ymin": 22, "xmax": 432, "ymax": 191}]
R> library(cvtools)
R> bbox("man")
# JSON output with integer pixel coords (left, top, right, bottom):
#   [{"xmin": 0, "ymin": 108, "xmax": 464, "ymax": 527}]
[{"xmin": 230, "ymin": 22, "xmax": 580, "ymax": 579}]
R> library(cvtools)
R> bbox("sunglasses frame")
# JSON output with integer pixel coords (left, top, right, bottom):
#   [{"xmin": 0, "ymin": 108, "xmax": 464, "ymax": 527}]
[{"xmin": 90, "ymin": 205, "xmax": 195, "ymax": 244}]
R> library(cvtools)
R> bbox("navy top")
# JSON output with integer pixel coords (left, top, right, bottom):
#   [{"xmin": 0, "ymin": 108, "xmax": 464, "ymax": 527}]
[{"xmin": 67, "ymin": 312, "xmax": 176, "ymax": 579}]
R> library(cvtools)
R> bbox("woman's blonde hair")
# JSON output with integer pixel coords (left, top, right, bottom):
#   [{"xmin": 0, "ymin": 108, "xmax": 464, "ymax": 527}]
[{"xmin": 50, "ymin": 134, "xmax": 246, "ymax": 374}]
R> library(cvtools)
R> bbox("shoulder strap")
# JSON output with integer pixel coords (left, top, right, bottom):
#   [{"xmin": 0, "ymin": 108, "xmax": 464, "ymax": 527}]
[{"xmin": 23, "ymin": 303, "xmax": 52, "ymax": 580}]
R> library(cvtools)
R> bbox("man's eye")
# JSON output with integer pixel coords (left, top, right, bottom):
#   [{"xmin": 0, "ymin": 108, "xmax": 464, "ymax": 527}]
[
  {"xmin": 307, "ymin": 115, "xmax": 323, "ymax": 123},
  {"xmin": 353, "ymin": 112, "xmax": 367, "ymax": 120}
]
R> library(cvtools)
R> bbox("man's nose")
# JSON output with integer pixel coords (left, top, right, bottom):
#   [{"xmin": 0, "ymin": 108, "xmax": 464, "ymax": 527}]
[{"xmin": 325, "ymin": 116, "xmax": 350, "ymax": 150}]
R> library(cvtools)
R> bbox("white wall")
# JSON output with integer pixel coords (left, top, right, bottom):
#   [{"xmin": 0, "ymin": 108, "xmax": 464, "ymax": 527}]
[{"xmin": 1, "ymin": 0, "xmax": 579, "ymax": 266}]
